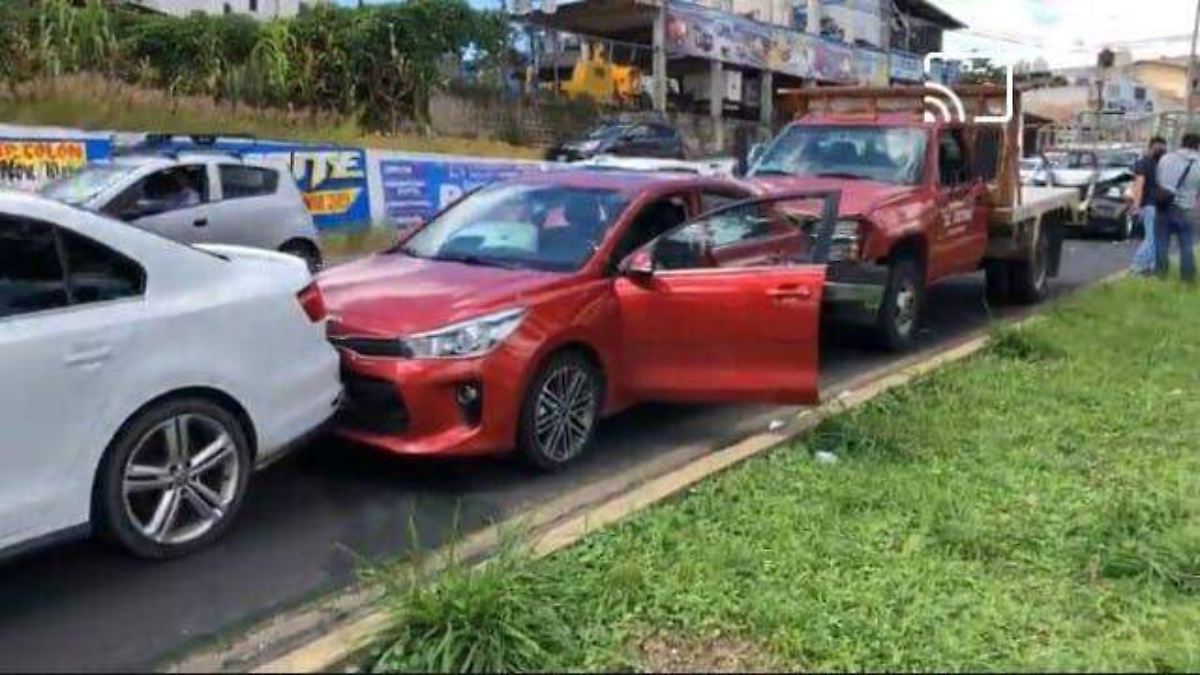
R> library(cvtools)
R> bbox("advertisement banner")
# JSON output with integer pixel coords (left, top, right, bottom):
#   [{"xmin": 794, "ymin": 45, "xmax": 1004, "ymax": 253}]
[
  {"xmin": 810, "ymin": 39, "xmax": 856, "ymax": 82},
  {"xmin": 377, "ymin": 154, "xmax": 549, "ymax": 228},
  {"xmin": 665, "ymin": 1, "xmax": 814, "ymax": 79},
  {"xmin": 228, "ymin": 143, "xmax": 371, "ymax": 230},
  {"xmin": 665, "ymin": 0, "xmax": 889, "ymax": 85},
  {"xmin": 0, "ymin": 138, "xmax": 112, "ymax": 190},
  {"xmin": 855, "ymin": 48, "xmax": 891, "ymax": 86},
  {"xmin": 890, "ymin": 51, "xmax": 924, "ymax": 83}
]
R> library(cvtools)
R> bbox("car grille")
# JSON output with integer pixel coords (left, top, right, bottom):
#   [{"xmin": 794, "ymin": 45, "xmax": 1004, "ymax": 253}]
[{"xmin": 337, "ymin": 369, "xmax": 409, "ymax": 435}]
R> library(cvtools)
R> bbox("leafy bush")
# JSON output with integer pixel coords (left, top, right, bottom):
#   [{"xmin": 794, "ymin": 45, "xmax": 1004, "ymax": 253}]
[{"xmin": 2, "ymin": 0, "xmax": 511, "ymax": 132}]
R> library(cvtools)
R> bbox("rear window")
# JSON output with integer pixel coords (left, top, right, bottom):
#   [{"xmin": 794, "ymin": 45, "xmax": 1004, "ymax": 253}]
[{"xmin": 219, "ymin": 165, "xmax": 279, "ymax": 199}]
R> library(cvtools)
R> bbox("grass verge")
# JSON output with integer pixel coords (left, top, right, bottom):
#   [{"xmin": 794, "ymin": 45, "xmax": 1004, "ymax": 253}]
[
  {"xmin": 1, "ymin": 77, "xmax": 542, "ymax": 160},
  {"xmin": 369, "ymin": 277, "xmax": 1200, "ymax": 672}
]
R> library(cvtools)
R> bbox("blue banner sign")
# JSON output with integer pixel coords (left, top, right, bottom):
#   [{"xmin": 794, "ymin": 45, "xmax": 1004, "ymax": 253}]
[{"xmin": 379, "ymin": 155, "xmax": 548, "ymax": 228}]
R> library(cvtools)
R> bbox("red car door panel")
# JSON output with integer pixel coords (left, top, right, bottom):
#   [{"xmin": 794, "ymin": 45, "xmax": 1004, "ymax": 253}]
[
  {"xmin": 614, "ymin": 190, "xmax": 840, "ymax": 406},
  {"xmin": 617, "ymin": 265, "xmax": 825, "ymax": 404}
]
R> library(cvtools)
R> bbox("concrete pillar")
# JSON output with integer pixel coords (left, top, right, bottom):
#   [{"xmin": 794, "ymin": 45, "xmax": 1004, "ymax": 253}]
[
  {"xmin": 806, "ymin": 0, "xmax": 820, "ymax": 35},
  {"xmin": 652, "ymin": 5, "xmax": 668, "ymax": 112},
  {"xmin": 760, "ymin": 70, "xmax": 774, "ymax": 125},
  {"xmin": 710, "ymin": 59, "xmax": 724, "ymax": 151}
]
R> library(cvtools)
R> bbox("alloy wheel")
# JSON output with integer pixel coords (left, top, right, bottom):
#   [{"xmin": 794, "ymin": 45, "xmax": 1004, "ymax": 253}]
[
  {"xmin": 533, "ymin": 365, "xmax": 597, "ymax": 464},
  {"xmin": 894, "ymin": 279, "xmax": 918, "ymax": 338},
  {"xmin": 122, "ymin": 413, "xmax": 241, "ymax": 546}
]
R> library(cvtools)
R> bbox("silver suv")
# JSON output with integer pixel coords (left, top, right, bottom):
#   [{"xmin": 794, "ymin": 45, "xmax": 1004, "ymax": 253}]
[{"xmin": 41, "ymin": 149, "xmax": 322, "ymax": 270}]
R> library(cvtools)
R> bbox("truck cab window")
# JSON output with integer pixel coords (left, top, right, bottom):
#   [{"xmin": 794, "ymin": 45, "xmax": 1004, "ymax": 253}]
[{"xmin": 938, "ymin": 130, "xmax": 970, "ymax": 187}]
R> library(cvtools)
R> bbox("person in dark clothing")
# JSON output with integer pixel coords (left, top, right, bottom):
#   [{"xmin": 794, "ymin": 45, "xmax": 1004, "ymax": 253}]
[{"xmin": 1129, "ymin": 136, "xmax": 1168, "ymax": 275}]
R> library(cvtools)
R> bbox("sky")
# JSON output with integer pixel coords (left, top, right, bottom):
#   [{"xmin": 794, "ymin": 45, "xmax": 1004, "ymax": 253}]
[
  {"xmin": 335, "ymin": 0, "xmax": 1198, "ymax": 69},
  {"xmin": 938, "ymin": 0, "xmax": 1198, "ymax": 68}
]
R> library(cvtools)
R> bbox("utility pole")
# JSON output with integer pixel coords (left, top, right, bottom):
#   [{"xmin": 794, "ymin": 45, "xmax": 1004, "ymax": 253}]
[{"xmin": 1188, "ymin": 0, "xmax": 1200, "ymax": 135}]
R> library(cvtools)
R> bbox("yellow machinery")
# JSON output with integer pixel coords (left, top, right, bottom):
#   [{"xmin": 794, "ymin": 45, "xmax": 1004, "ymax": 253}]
[{"xmin": 561, "ymin": 41, "xmax": 643, "ymax": 106}]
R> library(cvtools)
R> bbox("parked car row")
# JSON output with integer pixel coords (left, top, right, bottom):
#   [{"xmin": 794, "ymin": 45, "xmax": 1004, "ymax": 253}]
[{"xmin": 4, "ymin": 86, "xmax": 1080, "ymax": 562}]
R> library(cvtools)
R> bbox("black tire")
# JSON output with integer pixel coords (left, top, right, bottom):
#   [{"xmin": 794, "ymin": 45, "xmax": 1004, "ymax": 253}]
[
  {"xmin": 874, "ymin": 252, "xmax": 924, "ymax": 352},
  {"xmin": 1115, "ymin": 211, "xmax": 1134, "ymax": 242},
  {"xmin": 95, "ymin": 398, "xmax": 252, "ymax": 559},
  {"xmin": 1009, "ymin": 225, "xmax": 1051, "ymax": 305},
  {"xmin": 280, "ymin": 239, "xmax": 323, "ymax": 273},
  {"xmin": 984, "ymin": 259, "xmax": 1010, "ymax": 307},
  {"xmin": 516, "ymin": 351, "xmax": 602, "ymax": 472}
]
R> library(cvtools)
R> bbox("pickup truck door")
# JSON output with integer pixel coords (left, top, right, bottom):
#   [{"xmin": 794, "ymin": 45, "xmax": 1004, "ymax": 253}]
[
  {"xmin": 932, "ymin": 129, "xmax": 988, "ymax": 279},
  {"xmin": 615, "ymin": 191, "xmax": 837, "ymax": 405}
]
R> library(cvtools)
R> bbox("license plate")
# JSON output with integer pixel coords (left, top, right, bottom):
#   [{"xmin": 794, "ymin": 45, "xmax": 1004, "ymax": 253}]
[{"xmin": 558, "ymin": 154, "xmax": 568, "ymax": 162}]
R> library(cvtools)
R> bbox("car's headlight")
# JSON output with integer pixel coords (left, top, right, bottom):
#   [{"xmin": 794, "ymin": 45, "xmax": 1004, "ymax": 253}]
[
  {"xmin": 401, "ymin": 308, "xmax": 527, "ymax": 359},
  {"xmin": 828, "ymin": 219, "xmax": 862, "ymax": 262},
  {"xmin": 577, "ymin": 140, "xmax": 602, "ymax": 152},
  {"xmin": 1105, "ymin": 184, "xmax": 1129, "ymax": 199}
]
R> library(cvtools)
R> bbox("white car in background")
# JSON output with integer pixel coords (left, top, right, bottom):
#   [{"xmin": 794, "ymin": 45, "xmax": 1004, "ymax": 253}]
[
  {"xmin": 40, "ymin": 149, "xmax": 324, "ymax": 271},
  {"xmin": 0, "ymin": 191, "xmax": 342, "ymax": 559}
]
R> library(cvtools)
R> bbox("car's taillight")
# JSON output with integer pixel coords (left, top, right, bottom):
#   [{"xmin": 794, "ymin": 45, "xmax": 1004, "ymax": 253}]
[{"xmin": 297, "ymin": 282, "xmax": 327, "ymax": 322}]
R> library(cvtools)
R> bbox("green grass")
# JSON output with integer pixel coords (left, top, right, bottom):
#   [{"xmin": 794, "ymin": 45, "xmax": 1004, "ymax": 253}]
[
  {"xmin": 1, "ymin": 76, "xmax": 542, "ymax": 160},
  {"xmin": 371, "ymin": 277, "xmax": 1200, "ymax": 672}
]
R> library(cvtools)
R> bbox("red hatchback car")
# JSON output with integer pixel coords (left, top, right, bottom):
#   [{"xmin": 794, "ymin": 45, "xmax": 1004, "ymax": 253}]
[{"xmin": 319, "ymin": 171, "xmax": 839, "ymax": 469}]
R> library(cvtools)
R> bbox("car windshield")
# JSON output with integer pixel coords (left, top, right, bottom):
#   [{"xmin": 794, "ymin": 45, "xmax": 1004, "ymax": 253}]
[
  {"xmin": 399, "ymin": 182, "xmax": 630, "ymax": 273},
  {"xmin": 751, "ymin": 126, "xmax": 927, "ymax": 184},
  {"xmin": 40, "ymin": 163, "xmax": 136, "ymax": 206}
]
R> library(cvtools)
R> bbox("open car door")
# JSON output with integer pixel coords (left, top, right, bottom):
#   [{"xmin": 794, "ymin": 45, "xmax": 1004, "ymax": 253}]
[{"xmin": 615, "ymin": 190, "xmax": 839, "ymax": 405}]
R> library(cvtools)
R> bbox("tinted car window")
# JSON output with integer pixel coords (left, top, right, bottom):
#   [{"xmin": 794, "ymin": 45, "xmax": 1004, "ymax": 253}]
[
  {"xmin": 220, "ymin": 165, "xmax": 279, "ymax": 199},
  {"xmin": 61, "ymin": 228, "xmax": 146, "ymax": 304},
  {"xmin": 0, "ymin": 215, "xmax": 69, "ymax": 319}
]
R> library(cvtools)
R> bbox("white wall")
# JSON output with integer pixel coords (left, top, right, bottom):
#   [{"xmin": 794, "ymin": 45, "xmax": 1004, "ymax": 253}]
[{"xmin": 132, "ymin": 0, "xmax": 304, "ymax": 20}]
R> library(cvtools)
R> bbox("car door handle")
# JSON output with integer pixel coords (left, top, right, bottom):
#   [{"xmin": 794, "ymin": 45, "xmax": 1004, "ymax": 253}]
[
  {"xmin": 194, "ymin": 218, "xmax": 208, "ymax": 227},
  {"xmin": 65, "ymin": 346, "xmax": 113, "ymax": 367},
  {"xmin": 767, "ymin": 285, "xmax": 813, "ymax": 300}
]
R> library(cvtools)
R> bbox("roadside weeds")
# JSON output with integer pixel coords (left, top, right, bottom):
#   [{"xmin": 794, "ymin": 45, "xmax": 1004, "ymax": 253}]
[{"xmin": 367, "ymin": 277, "xmax": 1200, "ymax": 672}]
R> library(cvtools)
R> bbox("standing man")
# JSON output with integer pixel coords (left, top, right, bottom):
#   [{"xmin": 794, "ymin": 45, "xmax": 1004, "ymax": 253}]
[
  {"xmin": 1129, "ymin": 136, "xmax": 1168, "ymax": 275},
  {"xmin": 1154, "ymin": 133, "xmax": 1200, "ymax": 282}
]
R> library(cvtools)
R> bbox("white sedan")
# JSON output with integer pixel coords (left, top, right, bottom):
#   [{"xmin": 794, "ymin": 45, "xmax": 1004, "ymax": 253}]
[{"xmin": 0, "ymin": 191, "xmax": 342, "ymax": 559}]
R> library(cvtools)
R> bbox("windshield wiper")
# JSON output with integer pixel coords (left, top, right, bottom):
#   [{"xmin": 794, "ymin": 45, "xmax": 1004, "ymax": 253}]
[
  {"xmin": 750, "ymin": 168, "xmax": 796, "ymax": 176},
  {"xmin": 431, "ymin": 253, "xmax": 523, "ymax": 270},
  {"xmin": 813, "ymin": 172, "xmax": 868, "ymax": 180}
]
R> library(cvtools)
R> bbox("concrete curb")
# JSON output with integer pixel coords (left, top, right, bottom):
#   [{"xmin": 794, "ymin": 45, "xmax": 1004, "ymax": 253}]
[{"xmin": 173, "ymin": 268, "xmax": 1132, "ymax": 674}]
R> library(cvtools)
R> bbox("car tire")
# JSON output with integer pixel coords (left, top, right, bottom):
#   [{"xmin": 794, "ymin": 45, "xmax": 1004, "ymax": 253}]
[
  {"xmin": 1009, "ymin": 224, "xmax": 1051, "ymax": 305},
  {"xmin": 94, "ymin": 397, "xmax": 252, "ymax": 560},
  {"xmin": 516, "ymin": 351, "xmax": 602, "ymax": 472},
  {"xmin": 1116, "ymin": 211, "xmax": 1133, "ymax": 241},
  {"xmin": 984, "ymin": 259, "xmax": 1010, "ymax": 307},
  {"xmin": 874, "ymin": 252, "xmax": 924, "ymax": 352},
  {"xmin": 280, "ymin": 239, "xmax": 323, "ymax": 273}
]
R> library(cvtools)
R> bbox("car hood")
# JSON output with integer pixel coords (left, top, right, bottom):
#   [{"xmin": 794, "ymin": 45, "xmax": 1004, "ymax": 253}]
[
  {"xmin": 748, "ymin": 175, "xmax": 919, "ymax": 216},
  {"xmin": 318, "ymin": 253, "xmax": 567, "ymax": 337}
]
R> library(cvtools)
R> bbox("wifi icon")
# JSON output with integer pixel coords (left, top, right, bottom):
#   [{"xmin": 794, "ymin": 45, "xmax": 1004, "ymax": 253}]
[{"xmin": 923, "ymin": 81, "xmax": 966, "ymax": 124}]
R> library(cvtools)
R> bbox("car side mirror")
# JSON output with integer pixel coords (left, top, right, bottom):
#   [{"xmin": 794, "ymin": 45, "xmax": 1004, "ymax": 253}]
[{"xmin": 620, "ymin": 248, "xmax": 655, "ymax": 279}]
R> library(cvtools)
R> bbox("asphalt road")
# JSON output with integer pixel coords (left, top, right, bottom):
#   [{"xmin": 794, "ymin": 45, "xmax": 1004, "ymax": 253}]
[{"xmin": 0, "ymin": 238, "xmax": 1135, "ymax": 673}]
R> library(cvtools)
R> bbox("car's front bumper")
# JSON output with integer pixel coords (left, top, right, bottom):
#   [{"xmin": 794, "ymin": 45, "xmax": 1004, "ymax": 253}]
[
  {"xmin": 333, "ymin": 347, "xmax": 527, "ymax": 458},
  {"xmin": 822, "ymin": 262, "xmax": 887, "ymax": 324}
]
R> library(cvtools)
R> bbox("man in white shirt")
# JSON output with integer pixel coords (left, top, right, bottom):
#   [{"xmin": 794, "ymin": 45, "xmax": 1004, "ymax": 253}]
[{"xmin": 1154, "ymin": 133, "xmax": 1200, "ymax": 282}]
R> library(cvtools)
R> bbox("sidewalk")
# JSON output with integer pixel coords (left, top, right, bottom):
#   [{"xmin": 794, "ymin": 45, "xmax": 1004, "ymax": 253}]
[{"xmin": 368, "ymin": 277, "xmax": 1200, "ymax": 672}]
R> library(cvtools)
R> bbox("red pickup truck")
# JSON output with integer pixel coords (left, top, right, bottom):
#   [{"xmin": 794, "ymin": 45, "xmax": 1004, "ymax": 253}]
[{"xmin": 746, "ymin": 85, "xmax": 1079, "ymax": 350}]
